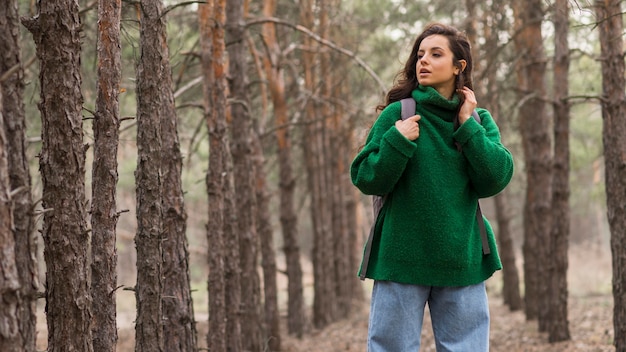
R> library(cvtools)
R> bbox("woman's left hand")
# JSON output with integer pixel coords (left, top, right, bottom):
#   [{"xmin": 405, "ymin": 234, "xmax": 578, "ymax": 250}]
[{"xmin": 458, "ymin": 87, "xmax": 477, "ymax": 124}]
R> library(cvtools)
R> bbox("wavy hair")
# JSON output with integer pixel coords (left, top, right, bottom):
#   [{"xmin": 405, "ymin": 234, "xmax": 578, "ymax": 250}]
[{"xmin": 377, "ymin": 23, "xmax": 474, "ymax": 130}]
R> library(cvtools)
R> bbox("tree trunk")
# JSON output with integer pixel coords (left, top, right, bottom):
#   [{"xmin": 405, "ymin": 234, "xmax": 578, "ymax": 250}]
[
  {"xmin": 90, "ymin": 0, "xmax": 121, "ymax": 350},
  {"xmin": 480, "ymin": 0, "xmax": 521, "ymax": 312},
  {"xmin": 0, "ymin": 90, "xmax": 22, "ymax": 352},
  {"xmin": 1, "ymin": 1, "xmax": 38, "ymax": 349},
  {"xmin": 325, "ymin": 9, "xmax": 352, "ymax": 319},
  {"xmin": 548, "ymin": 0, "xmax": 571, "ymax": 342},
  {"xmin": 199, "ymin": 0, "xmax": 229, "ymax": 350},
  {"xmin": 344, "ymin": 117, "xmax": 363, "ymax": 304},
  {"xmin": 512, "ymin": 0, "xmax": 552, "ymax": 324},
  {"xmin": 595, "ymin": 1, "xmax": 626, "ymax": 350},
  {"xmin": 300, "ymin": 0, "xmax": 333, "ymax": 328},
  {"xmin": 23, "ymin": 2, "xmax": 93, "ymax": 350},
  {"xmin": 262, "ymin": 0, "xmax": 304, "ymax": 339},
  {"xmin": 159, "ymin": 14, "xmax": 197, "ymax": 352},
  {"xmin": 226, "ymin": 0, "xmax": 262, "ymax": 349},
  {"xmin": 252, "ymin": 130, "xmax": 282, "ymax": 350},
  {"xmin": 134, "ymin": 0, "xmax": 166, "ymax": 349}
]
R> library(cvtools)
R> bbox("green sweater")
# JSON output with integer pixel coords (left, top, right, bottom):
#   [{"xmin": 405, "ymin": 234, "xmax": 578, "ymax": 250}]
[{"xmin": 351, "ymin": 86, "xmax": 514, "ymax": 286}]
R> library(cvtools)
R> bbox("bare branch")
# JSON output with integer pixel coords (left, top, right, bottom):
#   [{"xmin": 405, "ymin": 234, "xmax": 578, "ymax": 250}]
[
  {"xmin": 246, "ymin": 16, "xmax": 387, "ymax": 97},
  {"xmin": 0, "ymin": 55, "xmax": 36, "ymax": 83}
]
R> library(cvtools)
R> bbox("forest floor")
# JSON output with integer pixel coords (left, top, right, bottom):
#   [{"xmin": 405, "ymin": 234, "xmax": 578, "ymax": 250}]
[
  {"xmin": 278, "ymin": 291, "xmax": 614, "ymax": 352},
  {"xmin": 36, "ymin": 245, "xmax": 615, "ymax": 351},
  {"xmin": 276, "ymin": 244, "xmax": 616, "ymax": 352}
]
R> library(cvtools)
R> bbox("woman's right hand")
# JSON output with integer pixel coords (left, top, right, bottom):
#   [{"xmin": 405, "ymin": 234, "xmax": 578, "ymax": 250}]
[{"xmin": 395, "ymin": 114, "xmax": 421, "ymax": 141}]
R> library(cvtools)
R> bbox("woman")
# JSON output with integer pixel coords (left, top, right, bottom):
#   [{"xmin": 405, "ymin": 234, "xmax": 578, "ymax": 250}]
[{"xmin": 350, "ymin": 23, "xmax": 514, "ymax": 351}]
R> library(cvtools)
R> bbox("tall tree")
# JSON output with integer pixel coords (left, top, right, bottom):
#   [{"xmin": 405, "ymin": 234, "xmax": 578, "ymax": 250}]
[
  {"xmin": 199, "ymin": 0, "xmax": 231, "ymax": 350},
  {"xmin": 595, "ymin": 1, "xmax": 626, "ymax": 350},
  {"xmin": 300, "ymin": 0, "xmax": 333, "ymax": 329},
  {"xmin": 261, "ymin": 0, "xmax": 304, "ymax": 339},
  {"xmin": 548, "ymin": 0, "xmax": 571, "ymax": 342},
  {"xmin": 159, "ymin": 14, "xmax": 197, "ymax": 352},
  {"xmin": 482, "ymin": 0, "xmax": 522, "ymax": 312},
  {"xmin": 512, "ymin": 0, "xmax": 552, "ymax": 324},
  {"xmin": 24, "ymin": 0, "xmax": 93, "ymax": 349},
  {"xmin": 0, "ymin": 90, "xmax": 21, "ymax": 352},
  {"xmin": 252, "ymin": 130, "xmax": 282, "ymax": 350},
  {"xmin": 134, "ymin": 0, "xmax": 166, "ymax": 348},
  {"xmin": 324, "ymin": 2, "xmax": 353, "ymax": 319},
  {"xmin": 226, "ymin": 0, "xmax": 262, "ymax": 348},
  {"xmin": 90, "ymin": 0, "xmax": 122, "ymax": 350},
  {"xmin": 1, "ymin": 0, "xmax": 38, "ymax": 348}
]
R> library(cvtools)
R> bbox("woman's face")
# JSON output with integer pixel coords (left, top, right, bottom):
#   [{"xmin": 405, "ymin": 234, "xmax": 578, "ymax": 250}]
[{"xmin": 415, "ymin": 34, "xmax": 465, "ymax": 99}]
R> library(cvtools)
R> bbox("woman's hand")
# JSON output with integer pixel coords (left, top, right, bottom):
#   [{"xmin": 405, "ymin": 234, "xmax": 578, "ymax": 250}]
[
  {"xmin": 395, "ymin": 114, "xmax": 421, "ymax": 141},
  {"xmin": 458, "ymin": 86, "xmax": 478, "ymax": 124}
]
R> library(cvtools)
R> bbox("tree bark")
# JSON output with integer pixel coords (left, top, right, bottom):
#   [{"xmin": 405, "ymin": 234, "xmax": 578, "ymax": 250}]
[
  {"xmin": 23, "ymin": 1, "xmax": 93, "ymax": 349},
  {"xmin": 199, "ymin": 0, "xmax": 230, "ymax": 350},
  {"xmin": 512, "ymin": 0, "xmax": 552, "ymax": 324},
  {"xmin": 252, "ymin": 130, "xmax": 281, "ymax": 350},
  {"xmin": 262, "ymin": 0, "xmax": 304, "ymax": 339},
  {"xmin": 548, "ymin": 0, "xmax": 571, "ymax": 342},
  {"xmin": 90, "ymin": 0, "xmax": 121, "ymax": 350},
  {"xmin": 226, "ymin": 0, "xmax": 262, "ymax": 349},
  {"xmin": 159, "ymin": 12, "xmax": 197, "ymax": 352},
  {"xmin": 134, "ymin": 0, "xmax": 166, "ymax": 349},
  {"xmin": 595, "ymin": 1, "xmax": 626, "ymax": 350},
  {"xmin": 0, "ymin": 90, "xmax": 22, "ymax": 352},
  {"xmin": 300, "ymin": 0, "xmax": 333, "ymax": 328},
  {"xmin": 1, "ymin": 0, "xmax": 38, "ymax": 349},
  {"xmin": 481, "ymin": 0, "xmax": 522, "ymax": 312}
]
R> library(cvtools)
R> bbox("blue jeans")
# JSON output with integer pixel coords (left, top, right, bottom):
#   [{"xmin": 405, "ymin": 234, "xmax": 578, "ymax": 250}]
[{"xmin": 367, "ymin": 281, "xmax": 490, "ymax": 352}]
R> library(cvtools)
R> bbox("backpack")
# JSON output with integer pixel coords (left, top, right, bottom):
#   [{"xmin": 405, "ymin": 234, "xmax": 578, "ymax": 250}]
[{"xmin": 359, "ymin": 98, "xmax": 490, "ymax": 281}]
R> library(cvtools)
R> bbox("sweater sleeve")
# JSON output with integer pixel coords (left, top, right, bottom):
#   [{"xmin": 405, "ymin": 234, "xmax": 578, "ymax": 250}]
[
  {"xmin": 453, "ymin": 108, "xmax": 514, "ymax": 198},
  {"xmin": 350, "ymin": 102, "xmax": 417, "ymax": 195}
]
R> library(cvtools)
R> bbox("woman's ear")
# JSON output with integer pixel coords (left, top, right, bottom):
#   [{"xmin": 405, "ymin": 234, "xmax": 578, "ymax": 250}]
[{"xmin": 457, "ymin": 59, "xmax": 467, "ymax": 74}]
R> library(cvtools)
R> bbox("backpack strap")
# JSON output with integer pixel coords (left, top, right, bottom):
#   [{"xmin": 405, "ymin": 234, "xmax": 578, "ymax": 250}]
[
  {"xmin": 400, "ymin": 97, "xmax": 416, "ymax": 121},
  {"xmin": 359, "ymin": 98, "xmax": 414, "ymax": 280}
]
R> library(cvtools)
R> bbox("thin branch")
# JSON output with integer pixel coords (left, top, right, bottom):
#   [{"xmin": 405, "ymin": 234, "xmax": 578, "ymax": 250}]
[
  {"xmin": 174, "ymin": 76, "xmax": 203, "ymax": 99},
  {"xmin": 246, "ymin": 16, "xmax": 387, "ymax": 97},
  {"xmin": 0, "ymin": 55, "xmax": 36, "ymax": 83},
  {"xmin": 162, "ymin": 1, "xmax": 206, "ymax": 18}
]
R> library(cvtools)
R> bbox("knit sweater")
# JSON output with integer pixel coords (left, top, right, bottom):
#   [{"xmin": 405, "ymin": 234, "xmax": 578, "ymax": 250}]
[{"xmin": 351, "ymin": 85, "xmax": 514, "ymax": 286}]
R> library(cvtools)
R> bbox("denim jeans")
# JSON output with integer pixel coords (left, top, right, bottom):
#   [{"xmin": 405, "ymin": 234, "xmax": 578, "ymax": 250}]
[{"xmin": 367, "ymin": 280, "xmax": 490, "ymax": 352}]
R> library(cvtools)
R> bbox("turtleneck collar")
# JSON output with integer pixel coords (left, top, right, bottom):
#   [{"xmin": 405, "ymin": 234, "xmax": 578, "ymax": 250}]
[{"xmin": 412, "ymin": 85, "xmax": 460, "ymax": 116}]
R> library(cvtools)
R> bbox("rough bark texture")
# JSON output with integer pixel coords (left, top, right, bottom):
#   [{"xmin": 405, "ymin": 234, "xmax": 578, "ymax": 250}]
[
  {"xmin": 595, "ymin": 1, "xmax": 626, "ymax": 351},
  {"xmin": 159, "ymin": 8, "xmax": 197, "ymax": 352},
  {"xmin": 90, "ymin": 0, "xmax": 121, "ymax": 350},
  {"xmin": 1, "ymin": 0, "xmax": 38, "ymax": 349},
  {"xmin": 512, "ymin": 0, "xmax": 552, "ymax": 323},
  {"xmin": 0, "ymin": 90, "xmax": 21, "ymax": 352},
  {"xmin": 262, "ymin": 0, "xmax": 304, "ymax": 339},
  {"xmin": 134, "ymin": 0, "xmax": 165, "ymax": 349},
  {"xmin": 199, "ymin": 1, "xmax": 229, "ymax": 350},
  {"xmin": 24, "ymin": 0, "xmax": 93, "ymax": 352},
  {"xmin": 548, "ymin": 0, "xmax": 571, "ymax": 342},
  {"xmin": 23, "ymin": 1, "xmax": 93, "ymax": 350},
  {"xmin": 226, "ymin": 0, "xmax": 262, "ymax": 349}
]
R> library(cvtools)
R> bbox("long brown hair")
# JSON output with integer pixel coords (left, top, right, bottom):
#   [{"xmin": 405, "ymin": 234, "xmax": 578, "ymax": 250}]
[{"xmin": 378, "ymin": 23, "xmax": 474, "ymax": 130}]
